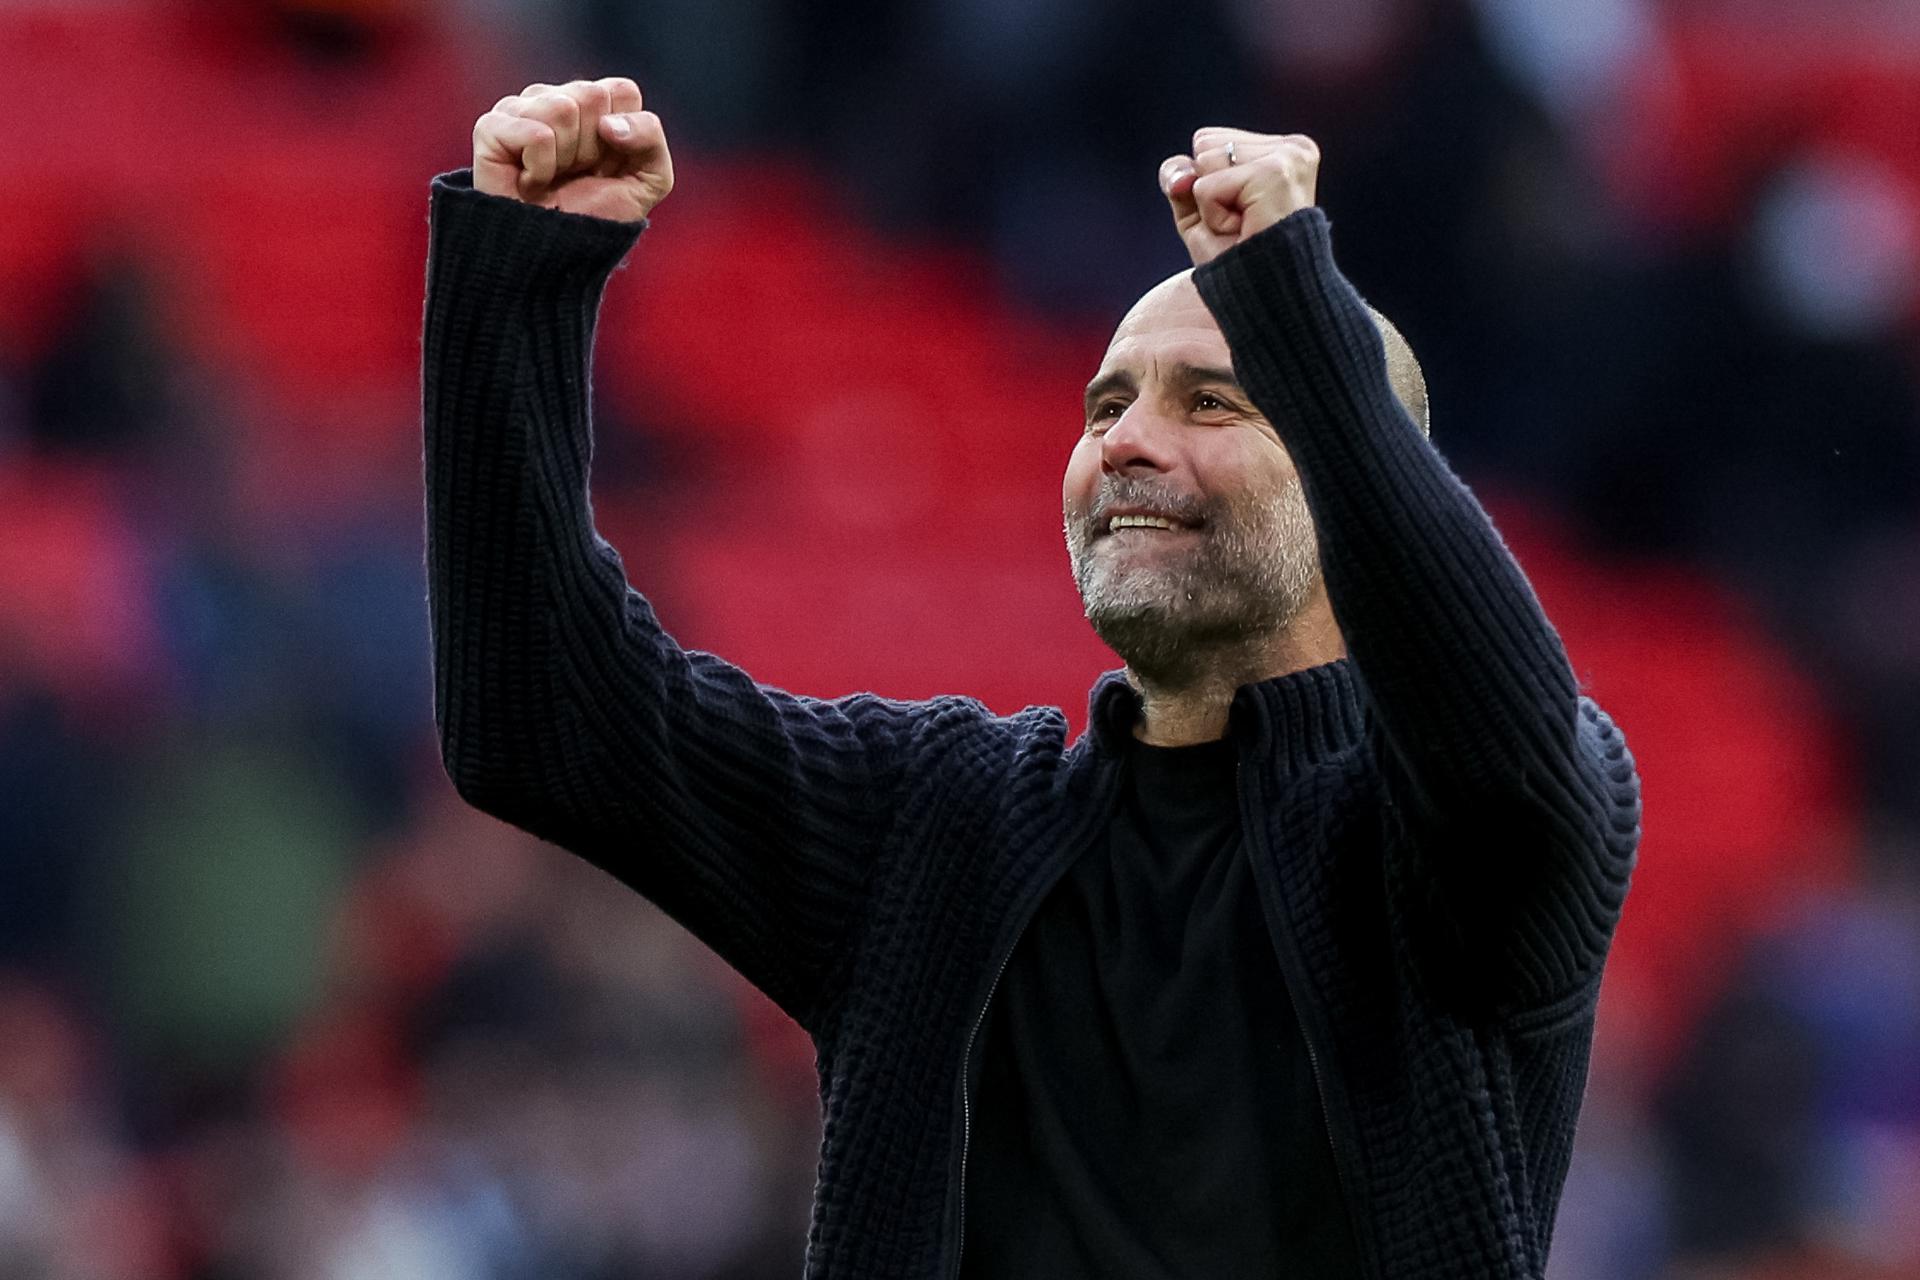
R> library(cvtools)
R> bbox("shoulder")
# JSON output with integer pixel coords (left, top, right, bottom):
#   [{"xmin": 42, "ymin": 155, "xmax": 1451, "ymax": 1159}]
[{"xmin": 896, "ymin": 694, "xmax": 1073, "ymax": 764}]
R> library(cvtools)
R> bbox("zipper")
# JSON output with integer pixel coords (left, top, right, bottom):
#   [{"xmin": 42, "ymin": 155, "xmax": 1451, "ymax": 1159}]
[
  {"xmin": 950, "ymin": 946, "xmax": 1011, "ymax": 1273},
  {"xmin": 944, "ymin": 761, "xmax": 1123, "ymax": 1280},
  {"xmin": 1236, "ymin": 753, "xmax": 1384, "ymax": 1280}
]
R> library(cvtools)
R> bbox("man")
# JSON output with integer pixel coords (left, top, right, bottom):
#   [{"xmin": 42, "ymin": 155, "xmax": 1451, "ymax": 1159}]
[{"xmin": 424, "ymin": 76, "xmax": 1641, "ymax": 1279}]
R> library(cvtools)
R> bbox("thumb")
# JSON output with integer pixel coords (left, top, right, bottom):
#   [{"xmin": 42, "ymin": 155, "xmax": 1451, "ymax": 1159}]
[
  {"xmin": 1159, "ymin": 156, "xmax": 1190, "ymax": 226},
  {"xmin": 1161, "ymin": 154, "xmax": 1230, "ymax": 265},
  {"xmin": 599, "ymin": 110, "xmax": 664, "ymax": 156},
  {"xmin": 595, "ymin": 110, "xmax": 673, "ymax": 193},
  {"xmin": 1160, "ymin": 154, "xmax": 1202, "ymax": 238}
]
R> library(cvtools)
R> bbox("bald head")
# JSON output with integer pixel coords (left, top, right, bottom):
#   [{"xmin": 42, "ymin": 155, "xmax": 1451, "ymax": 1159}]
[
  {"xmin": 1363, "ymin": 305, "xmax": 1429, "ymax": 437},
  {"xmin": 1121, "ymin": 270, "xmax": 1429, "ymax": 436}
]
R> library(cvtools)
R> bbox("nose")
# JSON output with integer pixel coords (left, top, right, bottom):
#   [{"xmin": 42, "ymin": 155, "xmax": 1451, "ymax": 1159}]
[{"xmin": 1099, "ymin": 402, "xmax": 1179, "ymax": 476}]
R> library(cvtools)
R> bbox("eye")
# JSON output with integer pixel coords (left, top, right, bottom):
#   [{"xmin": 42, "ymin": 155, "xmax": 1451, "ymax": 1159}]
[
  {"xmin": 1087, "ymin": 399, "xmax": 1128, "ymax": 428},
  {"xmin": 1194, "ymin": 391, "xmax": 1231, "ymax": 413}
]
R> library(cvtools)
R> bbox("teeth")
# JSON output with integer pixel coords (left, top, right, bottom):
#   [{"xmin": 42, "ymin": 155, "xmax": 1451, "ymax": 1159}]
[{"xmin": 1110, "ymin": 514, "xmax": 1177, "ymax": 531}]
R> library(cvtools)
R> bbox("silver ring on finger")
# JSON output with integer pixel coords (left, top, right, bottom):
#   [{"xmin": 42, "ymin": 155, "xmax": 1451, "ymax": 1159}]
[{"xmin": 1226, "ymin": 141, "xmax": 1238, "ymax": 166}]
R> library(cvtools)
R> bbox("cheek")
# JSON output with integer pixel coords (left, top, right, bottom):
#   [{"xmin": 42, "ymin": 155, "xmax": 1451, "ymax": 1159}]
[
  {"xmin": 1195, "ymin": 431, "xmax": 1293, "ymax": 505},
  {"xmin": 1062, "ymin": 436, "xmax": 1101, "ymax": 516},
  {"xmin": 1260, "ymin": 432, "xmax": 1302, "ymax": 486}
]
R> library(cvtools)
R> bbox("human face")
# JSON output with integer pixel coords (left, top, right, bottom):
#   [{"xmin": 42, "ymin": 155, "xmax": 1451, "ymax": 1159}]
[{"xmin": 1063, "ymin": 273, "xmax": 1320, "ymax": 684}]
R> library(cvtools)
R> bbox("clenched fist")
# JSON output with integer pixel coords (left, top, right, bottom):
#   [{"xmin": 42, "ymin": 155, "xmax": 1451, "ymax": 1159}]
[
  {"xmin": 473, "ymin": 77, "xmax": 673, "ymax": 223},
  {"xmin": 1158, "ymin": 128, "xmax": 1320, "ymax": 266}
]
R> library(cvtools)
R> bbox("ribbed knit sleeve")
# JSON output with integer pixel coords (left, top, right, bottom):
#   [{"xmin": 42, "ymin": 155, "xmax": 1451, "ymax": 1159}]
[
  {"xmin": 1193, "ymin": 210, "xmax": 1641, "ymax": 1013},
  {"xmin": 422, "ymin": 169, "xmax": 916, "ymax": 1029}
]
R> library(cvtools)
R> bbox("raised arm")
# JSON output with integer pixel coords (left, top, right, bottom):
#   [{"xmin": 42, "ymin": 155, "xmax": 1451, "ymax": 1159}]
[
  {"xmin": 425, "ymin": 79, "xmax": 915, "ymax": 1029},
  {"xmin": 1163, "ymin": 131, "xmax": 1640, "ymax": 1013}
]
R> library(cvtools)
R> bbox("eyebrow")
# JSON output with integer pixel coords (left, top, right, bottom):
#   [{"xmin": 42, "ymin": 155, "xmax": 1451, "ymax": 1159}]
[{"xmin": 1083, "ymin": 363, "xmax": 1246, "ymax": 419}]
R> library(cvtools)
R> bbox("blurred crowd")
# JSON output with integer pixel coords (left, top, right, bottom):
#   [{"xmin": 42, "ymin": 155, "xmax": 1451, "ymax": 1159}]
[{"xmin": 1, "ymin": 0, "xmax": 1917, "ymax": 1275}]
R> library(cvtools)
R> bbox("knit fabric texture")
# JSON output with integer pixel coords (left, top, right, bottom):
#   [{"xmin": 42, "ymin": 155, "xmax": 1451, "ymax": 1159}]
[{"xmin": 421, "ymin": 167, "xmax": 1643, "ymax": 1279}]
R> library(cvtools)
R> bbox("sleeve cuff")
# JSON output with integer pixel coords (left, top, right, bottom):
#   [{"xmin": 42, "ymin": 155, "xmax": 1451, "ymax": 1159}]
[{"xmin": 426, "ymin": 167, "xmax": 649, "ymax": 308}]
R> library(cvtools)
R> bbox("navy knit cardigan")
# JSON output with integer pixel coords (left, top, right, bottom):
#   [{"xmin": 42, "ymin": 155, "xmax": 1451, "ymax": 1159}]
[{"xmin": 421, "ymin": 168, "xmax": 1642, "ymax": 1279}]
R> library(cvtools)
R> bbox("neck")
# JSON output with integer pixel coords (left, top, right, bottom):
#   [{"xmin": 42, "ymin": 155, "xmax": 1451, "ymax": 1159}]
[{"xmin": 1130, "ymin": 583, "xmax": 1346, "ymax": 747}]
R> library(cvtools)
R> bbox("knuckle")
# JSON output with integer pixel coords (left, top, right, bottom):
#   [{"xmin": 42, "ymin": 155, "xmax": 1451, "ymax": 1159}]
[
  {"xmin": 520, "ymin": 94, "xmax": 576, "ymax": 129},
  {"xmin": 493, "ymin": 94, "xmax": 521, "ymax": 113},
  {"xmin": 603, "ymin": 76, "xmax": 640, "ymax": 99},
  {"xmin": 519, "ymin": 81, "xmax": 553, "ymax": 96}
]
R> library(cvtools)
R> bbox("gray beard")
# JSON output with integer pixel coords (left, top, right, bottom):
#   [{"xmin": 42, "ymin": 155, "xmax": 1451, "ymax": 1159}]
[{"xmin": 1065, "ymin": 476, "xmax": 1320, "ymax": 690}]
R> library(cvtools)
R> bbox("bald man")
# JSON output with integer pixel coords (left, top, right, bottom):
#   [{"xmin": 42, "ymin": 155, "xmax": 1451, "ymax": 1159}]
[{"xmin": 425, "ymin": 79, "xmax": 1641, "ymax": 1280}]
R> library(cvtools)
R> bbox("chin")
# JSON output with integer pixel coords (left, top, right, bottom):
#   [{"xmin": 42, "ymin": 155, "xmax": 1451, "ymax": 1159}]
[{"xmin": 1084, "ymin": 592, "xmax": 1215, "ymax": 664}]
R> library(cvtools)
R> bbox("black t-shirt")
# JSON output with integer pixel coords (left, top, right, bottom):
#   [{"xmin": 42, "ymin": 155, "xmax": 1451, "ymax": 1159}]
[{"xmin": 959, "ymin": 736, "xmax": 1360, "ymax": 1279}]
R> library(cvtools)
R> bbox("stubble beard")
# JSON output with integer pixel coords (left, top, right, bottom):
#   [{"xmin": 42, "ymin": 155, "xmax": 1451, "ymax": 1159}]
[{"xmin": 1066, "ymin": 477, "xmax": 1322, "ymax": 691}]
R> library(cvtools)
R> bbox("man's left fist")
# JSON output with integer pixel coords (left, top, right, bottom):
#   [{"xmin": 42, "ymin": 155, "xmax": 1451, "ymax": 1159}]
[{"xmin": 1159, "ymin": 128, "xmax": 1320, "ymax": 266}]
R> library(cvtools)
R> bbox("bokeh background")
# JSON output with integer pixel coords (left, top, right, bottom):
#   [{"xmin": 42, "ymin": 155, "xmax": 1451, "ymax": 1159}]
[{"xmin": 3, "ymin": 0, "xmax": 1919, "ymax": 1274}]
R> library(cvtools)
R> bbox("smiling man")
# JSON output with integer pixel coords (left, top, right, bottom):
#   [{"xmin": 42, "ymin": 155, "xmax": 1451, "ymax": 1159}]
[
  {"xmin": 1066, "ymin": 279, "xmax": 1426, "ymax": 734},
  {"xmin": 424, "ymin": 77, "xmax": 1642, "ymax": 1280}
]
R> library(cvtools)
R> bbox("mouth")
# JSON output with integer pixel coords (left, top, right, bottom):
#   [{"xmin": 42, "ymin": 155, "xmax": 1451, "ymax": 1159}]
[{"xmin": 1098, "ymin": 511, "xmax": 1202, "ymax": 538}]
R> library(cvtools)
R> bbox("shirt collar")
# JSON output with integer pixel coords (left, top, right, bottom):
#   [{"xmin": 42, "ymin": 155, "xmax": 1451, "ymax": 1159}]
[{"xmin": 1085, "ymin": 658, "xmax": 1366, "ymax": 772}]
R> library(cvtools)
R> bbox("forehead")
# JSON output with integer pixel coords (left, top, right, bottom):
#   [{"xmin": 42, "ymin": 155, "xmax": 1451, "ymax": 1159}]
[{"xmin": 1097, "ymin": 274, "xmax": 1230, "ymax": 374}]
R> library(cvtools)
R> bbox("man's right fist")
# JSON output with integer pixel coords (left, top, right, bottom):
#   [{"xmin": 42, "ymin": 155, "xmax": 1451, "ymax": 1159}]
[{"xmin": 473, "ymin": 77, "xmax": 673, "ymax": 224}]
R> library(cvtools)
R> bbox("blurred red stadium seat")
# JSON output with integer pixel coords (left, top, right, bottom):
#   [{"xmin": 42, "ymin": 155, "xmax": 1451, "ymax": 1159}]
[
  {"xmin": 0, "ymin": 456, "xmax": 163, "ymax": 708},
  {"xmin": 1612, "ymin": 12, "xmax": 1920, "ymax": 263}
]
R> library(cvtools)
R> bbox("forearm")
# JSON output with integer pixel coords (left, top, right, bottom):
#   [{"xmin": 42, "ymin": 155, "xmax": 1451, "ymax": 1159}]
[
  {"xmin": 421, "ymin": 170, "xmax": 914, "ymax": 1022},
  {"xmin": 1194, "ymin": 211, "xmax": 1640, "ymax": 1006},
  {"xmin": 1193, "ymin": 209, "xmax": 1579, "ymax": 795},
  {"xmin": 423, "ymin": 168, "xmax": 646, "ymax": 810}
]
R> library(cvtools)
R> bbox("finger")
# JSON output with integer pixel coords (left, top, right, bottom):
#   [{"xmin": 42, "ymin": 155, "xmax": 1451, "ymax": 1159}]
[
  {"xmin": 1162, "ymin": 154, "xmax": 1236, "ymax": 264},
  {"xmin": 599, "ymin": 108, "xmax": 666, "ymax": 153},
  {"xmin": 600, "ymin": 76, "xmax": 643, "ymax": 114},
  {"xmin": 1209, "ymin": 131, "xmax": 1321, "ymax": 176},
  {"xmin": 474, "ymin": 111, "xmax": 557, "ymax": 196},
  {"xmin": 593, "ymin": 79, "xmax": 647, "ymax": 177},
  {"xmin": 1191, "ymin": 126, "xmax": 1252, "ymax": 152},
  {"xmin": 1192, "ymin": 128, "xmax": 1309, "ymax": 183},
  {"xmin": 1159, "ymin": 154, "xmax": 1198, "ymax": 200},
  {"xmin": 1192, "ymin": 168, "xmax": 1249, "ymax": 237},
  {"xmin": 515, "ymin": 90, "xmax": 582, "ymax": 176},
  {"xmin": 1191, "ymin": 125, "xmax": 1282, "ymax": 154},
  {"xmin": 1191, "ymin": 144, "xmax": 1237, "ymax": 178},
  {"xmin": 500, "ymin": 83, "xmax": 556, "ymax": 118},
  {"xmin": 555, "ymin": 78, "xmax": 612, "ymax": 172},
  {"xmin": 1159, "ymin": 153, "xmax": 1202, "ymax": 227}
]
